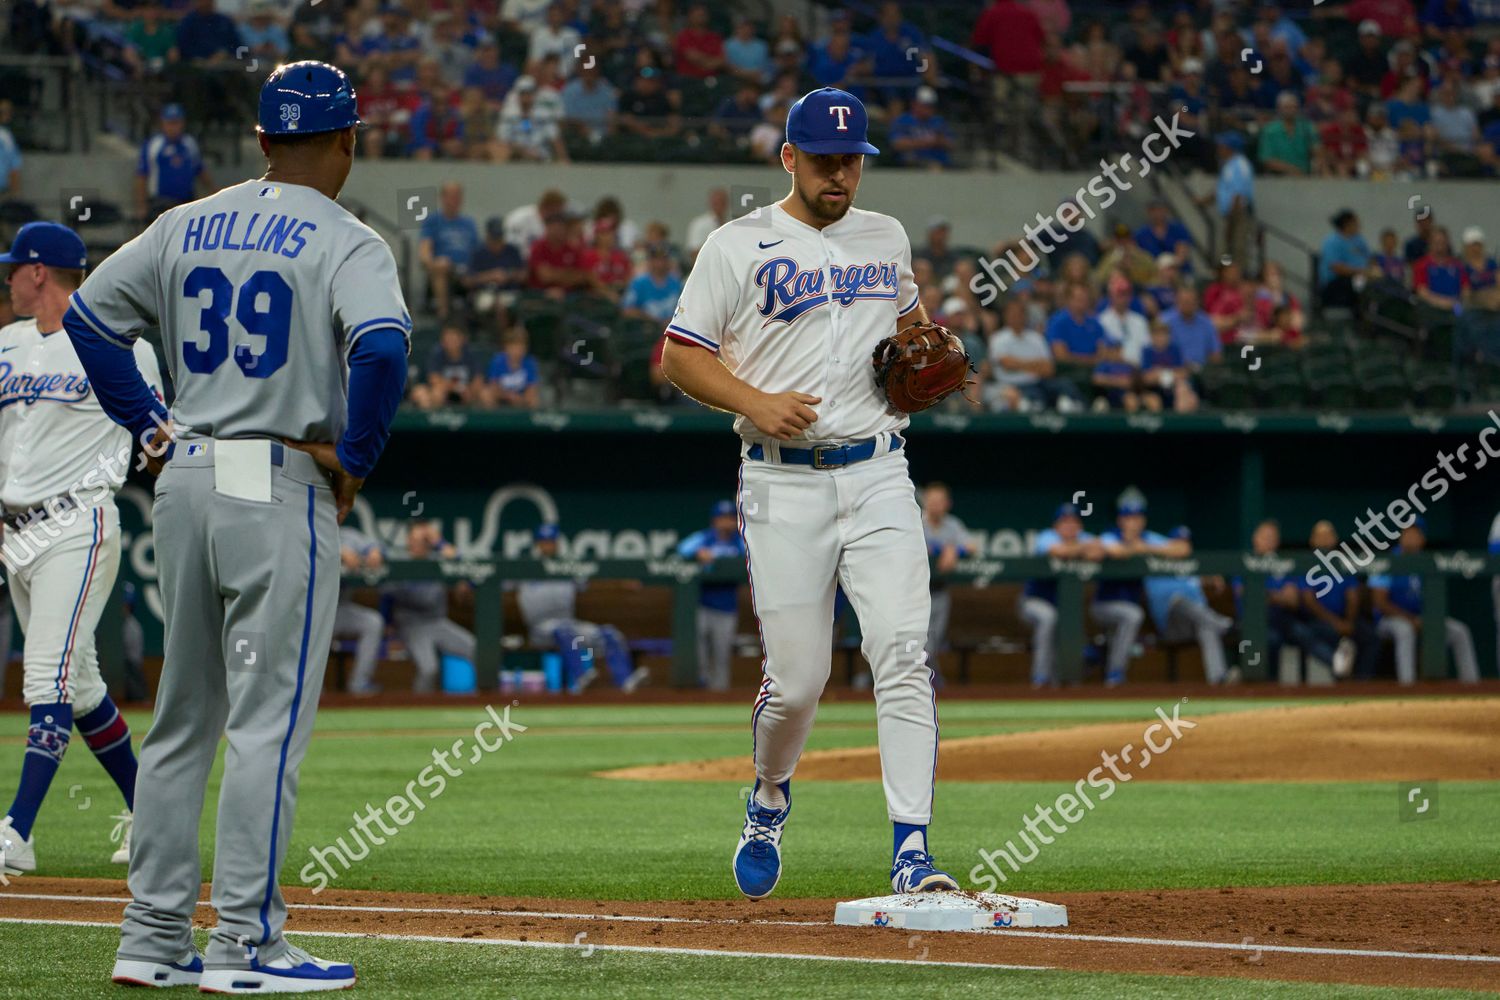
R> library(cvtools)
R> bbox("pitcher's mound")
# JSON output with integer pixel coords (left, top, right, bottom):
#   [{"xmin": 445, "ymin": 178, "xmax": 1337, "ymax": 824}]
[{"xmin": 604, "ymin": 698, "xmax": 1500, "ymax": 783}]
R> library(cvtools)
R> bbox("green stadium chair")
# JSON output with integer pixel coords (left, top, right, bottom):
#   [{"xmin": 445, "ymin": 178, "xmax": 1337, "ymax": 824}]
[
  {"xmin": 1405, "ymin": 360, "xmax": 1457, "ymax": 410},
  {"xmin": 1353, "ymin": 348, "xmax": 1410, "ymax": 408},
  {"xmin": 1200, "ymin": 362, "xmax": 1253, "ymax": 409},
  {"xmin": 1253, "ymin": 350, "xmax": 1305, "ymax": 409},
  {"xmin": 1300, "ymin": 355, "xmax": 1358, "ymax": 409}
]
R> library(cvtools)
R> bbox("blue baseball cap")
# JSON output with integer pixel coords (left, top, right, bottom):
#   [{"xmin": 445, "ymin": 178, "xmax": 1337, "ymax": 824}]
[
  {"xmin": 161, "ymin": 103, "xmax": 185, "ymax": 121},
  {"xmin": 1216, "ymin": 131, "xmax": 1245, "ymax": 151},
  {"xmin": 258, "ymin": 60, "xmax": 362, "ymax": 136},
  {"xmin": 0, "ymin": 222, "xmax": 87, "ymax": 269},
  {"xmin": 1170, "ymin": 525, "xmax": 1192, "ymax": 540},
  {"xmin": 711, "ymin": 500, "xmax": 736, "ymax": 519},
  {"xmin": 1054, "ymin": 502, "xmax": 1082, "ymax": 521},
  {"xmin": 534, "ymin": 523, "xmax": 560, "ymax": 541},
  {"xmin": 1118, "ymin": 499, "xmax": 1147, "ymax": 516},
  {"xmin": 785, "ymin": 87, "xmax": 879, "ymax": 155}
]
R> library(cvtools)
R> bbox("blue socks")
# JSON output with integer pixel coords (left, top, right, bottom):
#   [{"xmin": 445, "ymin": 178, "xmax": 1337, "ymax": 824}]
[
  {"xmin": 76, "ymin": 696, "xmax": 137, "ymax": 811},
  {"xmin": 894, "ymin": 822, "xmax": 927, "ymax": 862},
  {"xmin": 7, "ymin": 703, "xmax": 73, "ymax": 840}
]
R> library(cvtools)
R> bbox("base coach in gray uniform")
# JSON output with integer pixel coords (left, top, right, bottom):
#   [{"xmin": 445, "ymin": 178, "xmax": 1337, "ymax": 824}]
[{"xmin": 64, "ymin": 62, "xmax": 408, "ymax": 992}]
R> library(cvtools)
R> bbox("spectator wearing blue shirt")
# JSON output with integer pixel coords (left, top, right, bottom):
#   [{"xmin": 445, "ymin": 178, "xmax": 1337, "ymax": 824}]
[
  {"xmin": 0, "ymin": 99, "xmax": 22, "ymax": 197},
  {"xmin": 1139, "ymin": 319, "xmax": 1199, "ymax": 412},
  {"xmin": 1318, "ymin": 209, "xmax": 1373, "ymax": 310},
  {"xmin": 135, "ymin": 104, "xmax": 209, "ymax": 222},
  {"xmin": 1212, "ymin": 132, "xmax": 1254, "ymax": 266},
  {"xmin": 465, "ymin": 217, "xmax": 528, "ymax": 328},
  {"xmin": 174, "ymin": 0, "xmax": 241, "ymax": 63},
  {"xmin": 1046, "ymin": 283, "xmax": 1107, "ymax": 364},
  {"xmin": 561, "ymin": 62, "xmax": 618, "ymax": 142},
  {"xmin": 463, "ymin": 41, "xmax": 519, "ymax": 102},
  {"xmin": 1245, "ymin": 2, "xmax": 1309, "ymax": 57},
  {"xmin": 419, "ymin": 181, "xmax": 482, "ymax": 320},
  {"xmin": 1300, "ymin": 520, "xmax": 1377, "ymax": 680},
  {"xmin": 482, "ymin": 326, "xmax": 540, "ymax": 409},
  {"xmin": 365, "ymin": 6, "xmax": 423, "ymax": 84},
  {"xmin": 807, "ymin": 15, "xmax": 870, "ymax": 94},
  {"xmin": 1134, "ymin": 200, "xmax": 1194, "ymax": 266},
  {"xmin": 724, "ymin": 16, "xmax": 771, "ymax": 84},
  {"xmin": 1456, "ymin": 226, "xmax": 1500, "ymax": 397},
  {"xmin": 1021, "ymin": 503, "xmax": 1103, "ymax": 687},
  {"xmin": 1369, "ymin": 523, "xmax": 1480, "ymax": 684},
  {"xmin": 888, "ymin": 87, "xmax": 953, "ymax": 169},
  {"xmin": 676, "ymin": 500, "xmax": 747, "ymax": 690},
  {"xmin": 239, "ymin": 0, "xmax": 290, "ymax": 64},
  {"xmin": 709, "ymin": 81, "xmax": 764, "ymax": 143},
  {"xmin": 862, "ymin": 1, "xmax": 930, "ymax": 105},
  {"xmin": 622, "ymin": 244, "xmax": 684, "ymax": 324},
  {"xmin": 1161, "ymin": 284, "xmax": 1221, "ymax": 369},
  {"xmin": 1093, "ymin": 489, "xmax": 1176, "ymax": 686},
  {"xmin": 1142, "ymin": 526, "xmax": 1236, "ymax": 684},
  {"xmin": 1421, "ymin": 0, "xmax": 1477, "ymax": 34}
]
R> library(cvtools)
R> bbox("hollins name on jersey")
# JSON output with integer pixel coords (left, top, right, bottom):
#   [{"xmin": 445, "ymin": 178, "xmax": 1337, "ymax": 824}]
[
  {"xmin": 179, "ymin": 211, "xmax": 317, "ymax": 259},
  {"xmin": 754, "ymin": 256, "xmax": 900, "ymax": 325}
]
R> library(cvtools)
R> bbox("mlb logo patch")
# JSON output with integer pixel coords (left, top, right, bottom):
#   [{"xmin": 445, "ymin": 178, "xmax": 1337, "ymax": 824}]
[{"xmin": 186, "ymin": 443, "xmax": 207, "ymax": 457}]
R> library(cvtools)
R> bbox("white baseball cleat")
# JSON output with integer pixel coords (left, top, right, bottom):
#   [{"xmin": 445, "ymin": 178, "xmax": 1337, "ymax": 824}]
[
  {"xmin": 110, "ymin": 810, "xmax": 133, "ymax": 865},
  {"xmin": 111, "ymin": 950, "xmax": 204, "ymax": 988},
  {"xmin": 0, "ymin": 815, "xmax": 36, "ymax": 874},
  {"xmin": 1332, "ymin": 638, "xmax": 1356, "ymax": 679},
  {"xmin": 199, "ymin": 943, "xmax": 356, "ymax": 994}
]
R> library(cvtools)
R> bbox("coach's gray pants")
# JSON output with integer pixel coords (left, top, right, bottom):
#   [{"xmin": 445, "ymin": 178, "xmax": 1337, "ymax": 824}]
[
  {"xmin": 1160, "ymin": 597, "xmax": 1233, "ymax": 683},
  {"xmin": 119, "ymin": 442, "xmax": 338, "ymax": 970},
  {"xmin": 1019, "ymin": 596, "xmax": 1057, "ymax": 684},
  {"xmin": 334, "ymin": 600, "xmax": 385, "ymax": 690},
  {"xmin": 1377, "ymin": 616, "xmax": 1480, "ymax": 685},
  {"xmin": 1090, "ymin": 600, "xmax": 1144, "ymax": 675},
  {"xmin": 927, "ymin": 588, "xmax": 952, "ymax": 660},
  {"xmin": 696, "ymin": 607, "xmax": 736, "ymax": 690},
  {"xmin": 394, "ymin": 611, "xmax": 475, "ymax": 692}
]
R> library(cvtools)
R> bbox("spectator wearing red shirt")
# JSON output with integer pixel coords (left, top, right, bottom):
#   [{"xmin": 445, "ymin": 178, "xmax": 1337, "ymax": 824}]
[
  {"xmin": 581, "ymin": 218, "xmax": 633, "ymax": 302},
  {"xmin": 528, "ymin": 211, "xmax": 596, "ymax": 298},
  {"xmin": 1345, "ymin": 0, "xmax": 1418, "ymax": 38},
  {"xmin": 1320, "ymin": 105, "xmax": 1369, "ymax": 176},
  {"xmin": 1413, "ymin": 227, "xmax": 1467, "ymax": 312},
  {"xmin": 1305, "ymin": 59, "xmax": 1356, "ymax": 122},
  {"xmin": 674, "ymin": 3, "xmax": 726, "ymax": 80},
  {"xmin": 1204, "ymin": 260, "xmax": 1251, "ymax": 345},
  {"xmin": 970, "ymin": 0, "xmax": 1045, "ymax": 76},
  {"xmin": 357, "ymin": 67, "xmax": 422, "ymax": 158}
]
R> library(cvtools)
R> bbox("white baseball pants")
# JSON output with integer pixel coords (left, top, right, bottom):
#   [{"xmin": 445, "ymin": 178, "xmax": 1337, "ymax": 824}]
[
  {"xmin": 5, "ymin": 502, "xmax": 120, "ymax": 713},
  {"xmin": 739, "ymin": 447, "xmax": 938, "ymax": 825}
]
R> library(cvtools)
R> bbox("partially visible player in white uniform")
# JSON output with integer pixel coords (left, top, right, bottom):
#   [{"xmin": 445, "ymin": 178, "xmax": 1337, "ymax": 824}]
[
  {"xmin": 0, "ymin": 222, "xmax": 163, "ymax": 877},
  {"xmin": 660, "ymin": 87, "xmax": 958, "ymax": 899}
]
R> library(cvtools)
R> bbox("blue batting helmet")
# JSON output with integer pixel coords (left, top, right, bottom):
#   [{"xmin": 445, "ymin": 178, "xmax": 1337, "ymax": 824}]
[{"xmin": 258, "ymin": 61, "xmax": 362, "ymax": 136}]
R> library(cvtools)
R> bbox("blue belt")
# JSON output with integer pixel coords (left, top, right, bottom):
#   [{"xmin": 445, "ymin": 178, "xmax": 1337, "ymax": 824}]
[{"xmin": 746, "ymin": 435, "xmax": 902, "ymax": 469}]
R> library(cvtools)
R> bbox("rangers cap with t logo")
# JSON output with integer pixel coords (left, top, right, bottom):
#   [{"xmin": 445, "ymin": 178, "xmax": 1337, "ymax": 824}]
[{"xmin": 785, "ymin": 87, "xmax": 880, "ymax": 155}]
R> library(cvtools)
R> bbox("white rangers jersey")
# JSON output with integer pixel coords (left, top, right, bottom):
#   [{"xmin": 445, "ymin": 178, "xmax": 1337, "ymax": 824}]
[
  {"xmin": 665, "ymin": 203, "xmax": 921, "ymax": 444},
  {"xmin": 0, "ymin": 319, "xmax": 163, "ymax": 511}
]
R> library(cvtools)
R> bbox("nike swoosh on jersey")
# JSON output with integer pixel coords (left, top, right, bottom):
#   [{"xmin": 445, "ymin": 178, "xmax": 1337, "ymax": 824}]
[
  {"xmin": 0, "ymin": 346, "xmax": 17, "ymax": 353},
  {"xmin": 758, "ymin": 240, "xmax": 784, "ymax": 249}
]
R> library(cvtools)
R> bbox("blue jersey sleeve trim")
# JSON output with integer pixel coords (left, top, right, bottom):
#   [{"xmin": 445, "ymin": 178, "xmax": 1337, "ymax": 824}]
[
  {"xmin": 68, "ymin": 293, "xmax": 135, "ymax": 350},
  {"xmin": 666, "ymin": 324, "xmax": 718, "ymax": 351}
]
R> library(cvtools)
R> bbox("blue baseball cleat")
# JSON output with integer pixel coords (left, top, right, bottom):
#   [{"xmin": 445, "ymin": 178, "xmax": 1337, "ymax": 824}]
[
  {"xmin": 890, "ymin": 849, "xmax": 960, "ymax": 893},
  {"xmin": 111, "ymin": 950, "xmax": 204, "ymax": 988},
  {"xmin": 199, "ymin": 943, "xmax": 355, "ymax": 994},
  {"xmin": 733, "ymin": 785, "xmax": 790, "ymax": 900}
]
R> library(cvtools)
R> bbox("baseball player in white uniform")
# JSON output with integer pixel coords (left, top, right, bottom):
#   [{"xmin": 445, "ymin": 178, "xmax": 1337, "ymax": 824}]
[
  {"xmin": 0, "ymin": 223, "xmax": 162, "ymax": 879},
  {"xmin": 64, "ymin": 62, "xmax": 409, "ymax": 992},
  {"xmin": 660, "ymin": 87, "xmax": 956, "ymax": 899}
]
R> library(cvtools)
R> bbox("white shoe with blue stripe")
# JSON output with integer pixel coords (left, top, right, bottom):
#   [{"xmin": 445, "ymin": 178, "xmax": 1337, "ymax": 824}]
[
  {"xmin": 110, "ymin": 950, "xmax": 204, "ymax": 988},
  {"xmin": 890, "ymin": 849, "xmax": 960, "ymax": 894},
  {"xmin": 199, "ymin": 944, "xmax": 355, "ymax": 994}
]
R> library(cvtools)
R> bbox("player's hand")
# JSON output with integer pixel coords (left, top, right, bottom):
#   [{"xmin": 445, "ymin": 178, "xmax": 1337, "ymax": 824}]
[
  {"xmin": 282, "ymin": 439, "xmax": 363, "ymax": 525},
  {"xmin": 746, "ymin": 391, "xmax": 820, "ymax": 441},
  {"xmin": 142, "ymin": 421, "xmax": 175, "ymax": 476},
  {"xmin": 695, "ymin": 548, "xmax": 716, "ymax": 565}
]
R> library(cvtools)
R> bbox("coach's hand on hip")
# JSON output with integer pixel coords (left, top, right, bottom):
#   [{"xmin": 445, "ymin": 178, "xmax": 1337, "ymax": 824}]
[
  {"xmin": 747, "ymin": 391, "xmax": 821, "ymax": 441},
  {"xmin": 282, "ymin": 439, "xmax": 363, "ymax": 524}
]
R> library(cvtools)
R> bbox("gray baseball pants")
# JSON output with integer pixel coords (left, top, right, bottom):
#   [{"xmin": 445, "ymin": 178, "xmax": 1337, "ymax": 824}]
[
  {"xmin": 696, "ymin": 606, "xmax": 736, "ymax": 690},
  {"xmin": 333, "ymin": 600, "xmax": 384, "ymax": 691},
  {"xmin": 118, "ymin": 440, "xmax": 338, "ymax": 971}
]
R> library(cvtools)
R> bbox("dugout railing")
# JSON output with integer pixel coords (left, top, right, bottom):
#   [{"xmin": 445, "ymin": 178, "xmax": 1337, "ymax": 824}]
[{"xmin": 345, "ymin": 551, "xmax": 1492, "ymax": 689}]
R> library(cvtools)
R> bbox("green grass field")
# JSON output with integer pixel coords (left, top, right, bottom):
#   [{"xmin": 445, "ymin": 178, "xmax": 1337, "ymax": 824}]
[{"xmin": 2, "ymin": 697, "xmax": 1497, "ymax": 997}]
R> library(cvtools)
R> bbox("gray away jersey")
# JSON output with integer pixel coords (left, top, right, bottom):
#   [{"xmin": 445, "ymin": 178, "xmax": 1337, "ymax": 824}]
[{"xmin": 69, "ymin": 179, "xmax": 410, "ymax": 442}]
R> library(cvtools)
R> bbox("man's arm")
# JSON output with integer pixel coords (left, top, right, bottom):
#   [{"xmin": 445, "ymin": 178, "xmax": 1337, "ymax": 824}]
[{"xmin": 660, "ymin": 339, "xmax": 820, "ymax": 440}]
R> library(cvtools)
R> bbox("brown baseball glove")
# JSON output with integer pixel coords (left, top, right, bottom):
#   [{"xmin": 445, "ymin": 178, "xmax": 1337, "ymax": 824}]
[{"xmin": 871, "ymin": 321, "xmax": 975, "ymax": 413}]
